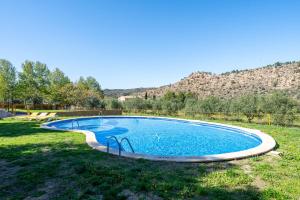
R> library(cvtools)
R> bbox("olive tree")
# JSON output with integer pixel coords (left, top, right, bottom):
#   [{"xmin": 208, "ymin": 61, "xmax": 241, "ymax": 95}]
[
  {"xmin": 122, "ymin": 98, "xmax": 152, "ymax": 112},
  {"xmin": 184, "ymin": 99, "xmax": 200, "ymax": 117},
  {"xmin": 262, "ymin": 92, "xmax": 298, "ymax": 125},
  {"xmin": 239, "ymin": 94, "xmax": 258, "ymax": 123},
  {"xmin": 105, "ymin": 99, "xmax": 122, "ymax": 109},
  {"xmin": 199, "ymin": 96, "xmax": 221, "ymax": 117}
]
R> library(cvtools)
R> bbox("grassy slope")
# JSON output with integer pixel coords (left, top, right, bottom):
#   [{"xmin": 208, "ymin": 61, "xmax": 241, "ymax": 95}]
[{"xmin": 0, "ymin": 118, "xmax": 299, "ymax": 200}]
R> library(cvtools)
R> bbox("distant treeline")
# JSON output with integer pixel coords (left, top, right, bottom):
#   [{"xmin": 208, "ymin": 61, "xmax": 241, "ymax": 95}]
[
  {"xmin": 0, "ymin": 59, "xmax": 104, "ymax": 110},
  {"xmin": 103, "ymin": 87, "xmax": 154, "ymax": 98},
  {"xmin": 120, "ymin": 91, "xmax": 300, "ymax": 126},
  {"xmin": 221, "ymin": 61, "xmax": 300, "ymax": 75}
]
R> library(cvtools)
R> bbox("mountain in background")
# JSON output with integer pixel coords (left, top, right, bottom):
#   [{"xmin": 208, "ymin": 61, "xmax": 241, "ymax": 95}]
[
  {"xmin": 138, "ymin": 61, "xmax": 300, "ymax": 99},
  {"xmin": 103, "ymin": 87, "xmax": 155, "ymax": 98}
]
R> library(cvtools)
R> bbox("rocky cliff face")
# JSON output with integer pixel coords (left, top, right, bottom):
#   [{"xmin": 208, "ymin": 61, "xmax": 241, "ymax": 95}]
[{"xmin": 141, "ymin": 62, "xmax": 300, "ymax": 99}]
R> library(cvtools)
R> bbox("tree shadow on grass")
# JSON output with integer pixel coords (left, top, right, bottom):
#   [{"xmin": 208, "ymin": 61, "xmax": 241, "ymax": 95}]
[
  {"xmin": 0, "ymin": 143, "xmax": 268, "ymax": 200},
  {"xmin": 0, "ymin": 120, "xmax": 272, "ymax": 200},
  {"xmin": 0, "ymin": 120, "xmax": 59, "ymax": 137}
]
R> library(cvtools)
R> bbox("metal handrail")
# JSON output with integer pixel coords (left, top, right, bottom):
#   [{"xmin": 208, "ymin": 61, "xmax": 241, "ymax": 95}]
[
  {"xmin": 106, "ymin": 136, "xmax": 135, "ymax": 156},
  {"xmin": 106, "ymin": 136, "xmax": 121, "ymax": 156},
  {"xmin": 99, "ymin": 112, "xmax": 103, "ymax": 125},
  {"xmin": 71, "ymin": 120, "xmax": 80, "ymax": 129},
  {"xmin": 120, "ymin": 137, "xmax": 135, "ymax": 153}
]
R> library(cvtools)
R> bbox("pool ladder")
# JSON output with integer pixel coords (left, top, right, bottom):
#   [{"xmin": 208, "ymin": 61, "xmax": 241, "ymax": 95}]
[
  {"xmin": 71, "ymin": 120, "xmax": 134, "ymax": 156},
  {"xmin": 106, "ymin": 136, "xmax": 135, "ymax": 156},
  {"xmin": 71, "ymin": 119, "xmax": 80, "ymax": 129}
]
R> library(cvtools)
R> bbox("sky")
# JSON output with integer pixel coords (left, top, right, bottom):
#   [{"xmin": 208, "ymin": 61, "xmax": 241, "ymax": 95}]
[{"xmin": 0, "ymin": 0, "xmax": 300, "ymax": 89}]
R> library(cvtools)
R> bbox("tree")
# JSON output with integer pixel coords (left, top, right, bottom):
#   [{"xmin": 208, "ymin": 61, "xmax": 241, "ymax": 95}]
[
  {"xmin": 0, "ymin": 59, "xmax": 17, "ymax": 111},
  {"xmin": 59, "ymin": 83, "xmax": 77, "ymax": 107},
  {"xmin": 48, "ymin": 68, "xmax": 71, "ymax": 105},
  {"xmin": 262, "ymin": 92, "xmax": 298, "ymax": 125},
  {"xmin": 122, "ymin": 98, "xmax": 152, "ymax": 111},
  {"xmin": 0, "ymin": 59, "xmax": 107, "ymax": 111},
  {"xmin": 106, "ymin": 99, "xmax": 122, "ymax": 109},
  {"xmin": 185, "ymin": 92, "xmax": 197, "ymax": 101},
  {"xmin": 18, "ymin": 61, "xmax": 50, "ymax": 106},
  {"xmin": 35, "ymin": 61, "xmax": 51, "ymax": 99},
  {"xmin": 75, "ymin": 76, "xmax": 104, "ymax": 109},
  {"xmin": 177, "ymin": 92, "xmax": 186, "ymax": 103},
  {"xmin": 163, "ymin": 91, "xmax": 176, "ymax": 101},
  {"xmin": 84, "ymin": 90, "xmax": 106, "ymax": 109},
  {"xmin": 152, "ymin": 99, "xmax": 162, "ymax": 112},
  {"xmin": 199, "ymin": 96, "xmax": 221, "ymax": 117},
  {"xmin": 239, "ymin": 94, "xmax": 258, "ymax": 123},
  {"xmin": 161, "ymin": 100, "xmax": 180, "ymax": 115},
  {"xmin": 50, "ymin": 68, "xmax": 70, "ymax": 87},
  {"xmin": 220, "ymin": 98, "xmax": 232, "ymax": 116},
  {"xmin": 229, "ymin": 98, "xmax": 244, "ymax": 120},
  {"xmin": 77, "ymin": 76, "xmax": 103, "ymax": 98},
  {"xmin": 18, "ymin": 61, "xmax": 36, "ymax": 104},
  {"xmin": 184, "ymin": 99, "xmax": 200, "ymax": 117}
]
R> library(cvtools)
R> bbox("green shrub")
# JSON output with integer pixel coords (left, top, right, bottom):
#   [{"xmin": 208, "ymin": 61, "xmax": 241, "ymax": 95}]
[
  {"xmin": 262, "ymin": 92, "xmax": 298, "ymax": 125},
  {"xmin": 122, "ymin": 98, "xmax": 152, "ymax": 111},
  {"xmin": 238, "ymin": 95, "xmax": 259, "ymax": 123},
  {"xmin": 184, "ymin": 99, "xmax": 200, "ymax": 117},
  {"xmin": 106, "ymin": 99, "xmax": 122, "ymax": 109},
  {"xmin": 199, "ymin": 96, "xmax": 221, "ymax": 117}
]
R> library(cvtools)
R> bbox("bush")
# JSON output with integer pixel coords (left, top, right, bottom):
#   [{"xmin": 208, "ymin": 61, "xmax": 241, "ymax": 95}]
[
  {"xmin": 106, "ymin": 99, "xmax": 122, "ymax": 109},
  {"xmin": 199, "ymin": 96, "xmax": 221, "ymax": 117},
  {"xmin": 238, "ymin": 95, "xmax": 258, "ymax": 123},
  {"xmin": 161, "ymin": 100, "xmax": 181, "ymax": 115},
  {"xmin": 152, "ymin": 100, "xmax": 162, "ymax": 112},
  {"xmin": 184, "ymin": 99, "xmax": 201, "ymax": 117},
  {"xmin": 85, "ymin": 96, "xmax": 106, "ymax": 109},
  {"xmin": 122, "ymin": 98, "xmax": 152, "ymax": 111},
  {"xmin": 262, "ymin": 92, "xmax": 298, "ymax": 125},
  {"xmin": 218, "ymin": 99, "xmax": 231, "ymax": 116},
  {"xmin": 122, "ymin": 91, "xmax": 299, "ymax": 126}
]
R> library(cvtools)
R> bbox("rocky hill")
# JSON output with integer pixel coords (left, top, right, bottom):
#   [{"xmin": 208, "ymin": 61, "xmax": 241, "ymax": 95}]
[
  {"xmin": 141, "ymin": 61, "xmax": 300, "ymax": 99},
  {"xmin": 104, "ymin": 87, "xmax": 154, "ymax": 97}
]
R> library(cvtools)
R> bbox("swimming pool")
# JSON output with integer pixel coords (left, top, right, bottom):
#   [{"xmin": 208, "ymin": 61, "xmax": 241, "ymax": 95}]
[{"xmin": 42, "ymin": 116, "xmax": 276, "ymax": 162}]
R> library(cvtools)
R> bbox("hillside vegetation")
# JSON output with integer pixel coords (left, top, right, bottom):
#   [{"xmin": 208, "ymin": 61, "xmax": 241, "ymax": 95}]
[
  {"xmin": 142, "ymin": 62, "xmax": 300, "ymax": 99},
  {"xmin": 104, "ymin": 87, "xmax": 154, "ymax": 98}
]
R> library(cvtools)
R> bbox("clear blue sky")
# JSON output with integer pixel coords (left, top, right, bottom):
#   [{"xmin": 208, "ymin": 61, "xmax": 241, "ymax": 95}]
[{"xmin": 0, "ymin": 0, "xmax": 299, "ymax": 89}]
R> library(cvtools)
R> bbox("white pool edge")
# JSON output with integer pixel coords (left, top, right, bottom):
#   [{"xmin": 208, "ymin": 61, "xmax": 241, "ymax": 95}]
[{"xmin": 41, "ymin": 116, "xmax": 276, "ymax": 162}]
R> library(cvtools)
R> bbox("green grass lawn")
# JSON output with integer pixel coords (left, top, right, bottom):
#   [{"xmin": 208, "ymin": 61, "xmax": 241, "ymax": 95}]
[{"xmin": 0, "ymin": 117, "xmax": 299, "ymax": 200}]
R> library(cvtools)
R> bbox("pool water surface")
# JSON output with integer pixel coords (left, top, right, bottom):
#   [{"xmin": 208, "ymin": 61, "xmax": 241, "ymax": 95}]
[{"xmin": 48, "ymin": 117, "xmax": 264, "ymax": 157}]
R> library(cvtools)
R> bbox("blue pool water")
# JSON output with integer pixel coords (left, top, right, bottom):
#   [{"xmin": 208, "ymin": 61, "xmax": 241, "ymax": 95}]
[{"xmin": 49, "ymin": 117, "xmax": 262, "ymax": 157}]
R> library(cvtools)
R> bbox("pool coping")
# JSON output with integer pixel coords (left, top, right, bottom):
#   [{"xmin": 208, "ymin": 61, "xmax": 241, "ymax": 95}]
[{"xmin": 41, "ymin": 116, "xmax": 276, "ymax": 162}]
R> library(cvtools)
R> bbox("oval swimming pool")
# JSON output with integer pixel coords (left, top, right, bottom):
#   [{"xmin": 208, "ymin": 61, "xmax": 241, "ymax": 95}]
[{"xmin": 42, "ymin": 116, "xmax": 276, "ymax": 162}]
